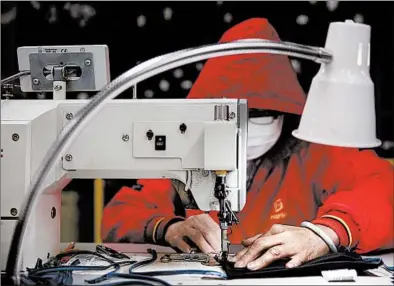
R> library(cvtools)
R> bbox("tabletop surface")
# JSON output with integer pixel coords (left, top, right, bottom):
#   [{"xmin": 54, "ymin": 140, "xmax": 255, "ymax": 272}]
[{"xmin": 60, "ymin": 243, "xmax": 393, "ymax": 285}]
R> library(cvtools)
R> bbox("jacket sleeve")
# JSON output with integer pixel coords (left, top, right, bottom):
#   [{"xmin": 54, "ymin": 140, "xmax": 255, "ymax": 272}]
[
  {"xmin": 101, "ymin": 179, "xmax": 184, "ymax": 244},
  {"xmin": 309, "ymin": 145, "xmax": 394, "ymax": 253}
]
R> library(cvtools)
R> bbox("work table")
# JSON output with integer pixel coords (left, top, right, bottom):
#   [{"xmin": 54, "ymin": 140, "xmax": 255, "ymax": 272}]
[{"xmin": 57, "ymin": 243, "xmax": 393, "ymax": 285}]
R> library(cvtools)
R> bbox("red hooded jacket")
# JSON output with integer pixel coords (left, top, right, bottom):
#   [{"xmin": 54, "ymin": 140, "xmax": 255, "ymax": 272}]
[{"xmin": 102, "ymin": 18, "xmax": 394, "ymax": 253}]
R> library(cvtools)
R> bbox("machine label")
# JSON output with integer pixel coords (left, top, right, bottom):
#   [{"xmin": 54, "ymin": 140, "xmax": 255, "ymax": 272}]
[{"xmin": 155, "ymin": 135, "xmax": 166, "ymax": 151}]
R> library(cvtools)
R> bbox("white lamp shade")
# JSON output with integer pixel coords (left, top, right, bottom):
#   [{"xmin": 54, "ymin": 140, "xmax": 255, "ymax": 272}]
[{"xmin": 292, "ymin": 20, "xmax": 381, "ymax": 148}]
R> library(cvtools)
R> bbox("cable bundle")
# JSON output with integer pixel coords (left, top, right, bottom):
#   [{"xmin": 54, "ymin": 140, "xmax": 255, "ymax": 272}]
[{"xmin": 21, "ymin": 247, "xmax": 226, "ymax": 285}]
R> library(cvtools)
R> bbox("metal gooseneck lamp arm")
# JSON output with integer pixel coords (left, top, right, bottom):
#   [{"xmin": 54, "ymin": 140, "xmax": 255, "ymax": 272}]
[{"xmin": 5, "ymin": 39, "xmax": 332, "ymax": 284}]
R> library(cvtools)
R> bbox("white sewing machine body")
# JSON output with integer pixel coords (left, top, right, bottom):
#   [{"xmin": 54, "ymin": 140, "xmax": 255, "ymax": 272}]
[{"xmin": 0, "ymin": 98, "xmax": 248, "ymax": 271}]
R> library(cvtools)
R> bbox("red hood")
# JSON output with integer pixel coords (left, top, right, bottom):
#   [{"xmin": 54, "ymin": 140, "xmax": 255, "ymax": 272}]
[{"xmin": 187, "ymin": 18, "xmax": 306, "ymax": 115}]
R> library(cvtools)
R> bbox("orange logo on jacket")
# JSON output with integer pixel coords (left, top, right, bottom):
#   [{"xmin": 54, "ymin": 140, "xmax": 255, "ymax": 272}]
[
  {"xmin": 273, "ymin": 199, "xmax": 284, "ymax": 212},
  {"xmin": 270, "ymin": 199, "xmax": 287, "ymax": 220}
]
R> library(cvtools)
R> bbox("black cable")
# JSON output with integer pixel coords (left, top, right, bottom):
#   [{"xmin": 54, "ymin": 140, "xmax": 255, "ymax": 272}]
[
  {"xmin": 55, "ymin": 249, "xmax": 118, "ymax": 262},
  {"xmin": 27, "ymin": 250, "xmax": 135, "ymax": 276},
  {"xmin": 28, "ymin": 260, "xmax": 135, "ymax": 276},
  {"xmin": 86, "ymin": 271, "xmax": 172, "ymax": 286},
  {"xmin": 129, "ymin": 248, "xmax": 158, "ymax": 272},
  {"xmin": 112, "ymin": 273, "xmax": 172, "ymax": 286},
  {"xmin": 24, "ymin": 248, "xmax": 226, "ymax": 285},
  {"xmin": 24, "ymin": 249, "xmax": 133, "ymax": 285},
  {"xmin": 23, "ymin": 272, "xmax": 73, "ymax": 285},
  {"xmin": 83, "ymin": 264, "xmax": 123, "ymax": 284},
  {"xmin": 1, "ymin": 71, "xmax": 31, "ymax": 85},
  {"xmin": 24, "ymin": 249, "xmax": 171, "ymax": 286},
  {"xmin": 96, "ymin": 281, "xmax": 156, "ymax": 286},
  {"xmin": 86, "ymin": 248, "xmax": 226, "ymax": 284},
  {"xmin": 84, "ymin": 248, "xmax": 158, "ymax": 284}
]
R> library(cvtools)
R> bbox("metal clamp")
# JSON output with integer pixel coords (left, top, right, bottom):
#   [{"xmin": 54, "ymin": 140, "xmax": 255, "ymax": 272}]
[{"xmin": 160, "ymin": 252, "xmax": 221, "ymax": 266}]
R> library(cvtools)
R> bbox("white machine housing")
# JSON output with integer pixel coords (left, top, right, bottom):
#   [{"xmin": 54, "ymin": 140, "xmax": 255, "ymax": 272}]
[{"xmin": 0, "ymin": 98, "xmax": 248, "ymax": 271}]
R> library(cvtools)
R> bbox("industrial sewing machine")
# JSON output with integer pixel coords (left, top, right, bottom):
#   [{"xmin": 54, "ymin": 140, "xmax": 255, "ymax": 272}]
[
  {"xmin": 1, "ymin": 44, "xmax": 249, "ymax": 272},
  {"xmin": 1, "ymin": 96, "xmax": 248, "ymax": 267},
  {"xmin": 1, "ymin": 19, "xmax": 381, "ymax": 284}
]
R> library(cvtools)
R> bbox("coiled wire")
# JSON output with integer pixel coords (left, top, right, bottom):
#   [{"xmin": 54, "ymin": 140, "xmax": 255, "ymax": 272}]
[{"xmin": 22, "ymin": 248, "xmax": 224, "ymax": 285}]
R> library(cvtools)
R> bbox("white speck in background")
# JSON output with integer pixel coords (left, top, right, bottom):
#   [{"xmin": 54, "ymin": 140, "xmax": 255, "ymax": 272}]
[
  {"xmin": 353, "ymin": 14, "xmax": 364, "ymax": 23},
  {"xmin": 224, "ymin": 12, "xmax": 233, "ymax": 23},
  {"xmin": 48, "ymin": 5, "xmax": 57, "ymax": 24},
  {"xmin": 296, "ymin": 15, "xmax": 309, "ymax": 25},
  {"xmin": 195, "ymin": 63, "xmax": 203, "ymax": 71},
  {"xmin": 64, "ymin": 2, "xmax": 70, "ymax": 10},
  {"xmin": 137, "ymin": 15, "xmax": 146, "ymax": 27},
  {"xmin": 77, "ymin": 92, "xmax": 89, "ymax": 99},
  {"xmin": 217, "ymin": 1, "xmax": 223, "ymax": 6},
  {"xmin": 309, "ymin": 1, "xmax": 318, "ymax": 4},
  {"xmin": 144, "ymin": 89, "xmax": 154, "ymax": 98},
  {"xmin": 291, "ymin": 59, "xmax": 302, "ymax": 74},
  {"xmin": 181, "ymin": 80, "xmax": 193, "ymax": 90},
  {"xmin": 326, "ymin": 0, "xmax": 339, "ymax": 12},
  {"xmin": 64, "ymin": 3, "xmax": 96, "ymax": 27},
  {"xmin": 163, "ymin": 7, "xmax": 173, "ymax": 21},
  {"xmin": 382, "ymin": 140, "xmax": 394, "ymax": 150},
  {"xmin": 173, "ymin": 68, "xmax": 184, "ymax": 79},
  {"xmin": 80, "ymin": 4, "xmax": 96, "ymax": 18},
  {"xmin": 30, "ymin": 1, "xmax": 40, "ymax": 10},
  {"xmin": 159, "ymin": 79, "xmax": 170, "ymax": 92},
  {"xmin": 1, "ymin": 7, "xmax": 17, "ymax": 25},
  {"xmin": 136, "ymin": 61, "xmax": 141, "ymax": 65}
]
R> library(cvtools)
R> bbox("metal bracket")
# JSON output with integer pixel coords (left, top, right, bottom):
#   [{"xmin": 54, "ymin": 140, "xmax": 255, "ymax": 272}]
[
  {"xmin": 53, "ymin": 81, "xmax": 66, "ymax": 100},
  {"xmin": 160, "ymin": 252, "xmax": 221, "ymax": 266},
  {"xmin": 29, "ymin": 52, "xmax": 95, "ymax": 92}
]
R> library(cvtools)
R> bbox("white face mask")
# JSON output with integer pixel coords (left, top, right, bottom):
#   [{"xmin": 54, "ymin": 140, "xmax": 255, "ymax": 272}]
[{"xmin": 247, "ymin": 116, "xmax": 284, "ymax": 160}]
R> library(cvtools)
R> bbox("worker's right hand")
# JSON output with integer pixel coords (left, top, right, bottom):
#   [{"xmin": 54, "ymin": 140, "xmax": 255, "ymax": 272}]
[{"xmin": 164, "ymin": 214, "xmax": 221, "ymax": 253}]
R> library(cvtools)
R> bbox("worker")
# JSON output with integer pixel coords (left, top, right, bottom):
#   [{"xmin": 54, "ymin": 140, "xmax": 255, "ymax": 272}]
[{"xmin": 102, "ymin": 18, "xmax": 393, "ymax": 271}]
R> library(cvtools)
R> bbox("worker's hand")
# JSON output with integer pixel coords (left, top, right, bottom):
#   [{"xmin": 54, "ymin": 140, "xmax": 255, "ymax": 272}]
[
  {"xmin": 164, "ymin": 214, "xmax": 221, "ymax": 254},
  {"xmin": 233, "ymin": 224, "xmax": 339, "ymax": 270}
]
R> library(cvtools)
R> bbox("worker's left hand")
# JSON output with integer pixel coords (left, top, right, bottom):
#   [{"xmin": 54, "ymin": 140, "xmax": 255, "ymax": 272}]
[{"xmin": 232, "ymin": 224, "xmax": 339, "ymax": 270}]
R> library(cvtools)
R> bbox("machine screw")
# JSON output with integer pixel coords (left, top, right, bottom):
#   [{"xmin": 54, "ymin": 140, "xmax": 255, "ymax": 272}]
[
  {"xmin": 65, "ymin": 113, "xmax": 74, "ymax": 120},
  {"xmin": 146, "ymin": 130, "xmax": 154, "ymax": 140},
  {"xmin": 51, "ymin": 207, "xmax": 56, "ymax": 218},
  {"xmin": 32, "ymin": 78, "xmax": 40, "ymax": 85},
  {"xmin": 229, "ymin": 112, "xmax": 236, "ymax": 119},
  {"xmin": 65, "ymin": 154, "xmax": 73, "ymax": 162},
  {"xmin": 202, "ymin": 170, "xmax": 209, "ymax": 177},
  {"xmin": 179, "ymin": 123, "xmax": 187, "ymax": 134},
  {"xmin": 10, "ymin": 208, "xmax": 18, "ymax": 216},
  {"xmin": 84, "ymin": 59, "xmax": 92, "ymax": 66},
  {"xmin": 122, "ymin": 134, "xmax": 129, "ymax": 142},
  {"xmin": 12, "ymin": 133, "xmax": 19, "ymax": 141},
  {"xmin": 209, "ymin": 201, "xmax": 219, "ymax": 209},
  {"xmin": 54, "ymin": 85, "xmax": 62, "ymax": 91}
]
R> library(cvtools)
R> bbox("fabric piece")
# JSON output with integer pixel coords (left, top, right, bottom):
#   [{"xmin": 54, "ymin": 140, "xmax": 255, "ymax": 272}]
[{"xmin": 223, "ymin": 251, "xmax": 382, "ymax": 279}]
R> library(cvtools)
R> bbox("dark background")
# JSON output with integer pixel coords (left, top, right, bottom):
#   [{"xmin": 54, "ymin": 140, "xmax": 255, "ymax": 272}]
[{"xmin": 2, "ymin": 1, "xmax": 393, "ymax": 242}]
